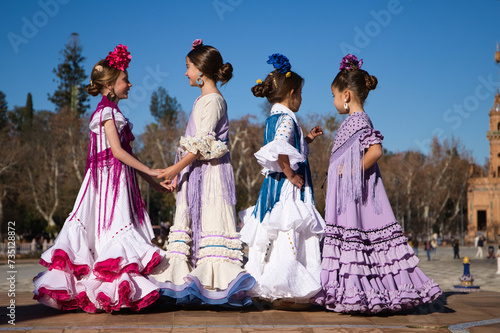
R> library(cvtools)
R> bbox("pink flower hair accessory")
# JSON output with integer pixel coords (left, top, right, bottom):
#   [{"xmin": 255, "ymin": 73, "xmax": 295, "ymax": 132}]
[
  {"xmin": 106, "ymin": 44, "xmax": 132, "ymax": 71},
  {"xmin": 191, "ymin": 39, "xmax": 203, "ymax": 50},
  {"xmin": 339, "ymin": 54, "xmax": 363, "ymax": 71}
]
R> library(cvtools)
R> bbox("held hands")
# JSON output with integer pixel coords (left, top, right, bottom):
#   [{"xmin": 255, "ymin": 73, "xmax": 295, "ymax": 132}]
[
  {"xmin": 160, "ymin": 177, "xmax": 178, "ymax": 193},
  {"xmin": 157, "ymin": 166, "xmax": 179, "ymax": 181},
  {"xmin": 289, "ymin": 173, "xmax": 304, "ymax": 190},
  {"xmin": 157, "ymin": 165, "xmax": 180, "ymax": 193},
  {"xmin": 306, "ymin": 126, "xmax": 324, "ymax": 143}
]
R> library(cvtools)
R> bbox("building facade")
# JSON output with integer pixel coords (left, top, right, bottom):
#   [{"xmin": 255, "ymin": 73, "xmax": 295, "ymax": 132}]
[{"xmin": 466, "ymin": 44, "xmax": 500, "ymax": 243}]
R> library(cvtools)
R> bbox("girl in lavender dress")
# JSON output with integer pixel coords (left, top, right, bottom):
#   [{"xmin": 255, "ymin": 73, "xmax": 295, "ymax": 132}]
[
  {"xmin": 313, "ymin": 54, "xmax": 442, "ymax": 313},
  {"xmin": 152, "ymin": 39, "xmax": 255, "ymax": 306},
  {"xmin": 33, "ymin": 45, "xmax": 166, "ymax": 313},
  {"xmin": 239, "ymin": 54, "xmax": 325, "ymax": 308}
]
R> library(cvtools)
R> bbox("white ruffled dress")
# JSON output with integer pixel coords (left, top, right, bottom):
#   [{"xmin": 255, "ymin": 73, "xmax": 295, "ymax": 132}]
[
  {"xmin": 239, "ymin": 103, "xmax": 326, "ymax": 303},
  {"xmin": 152, "ymin": 93, "xmax": 255, "ymax": 306},
  {"xmin": 33, "ymin": 96, "xmax": 164, "ymax": 313}
]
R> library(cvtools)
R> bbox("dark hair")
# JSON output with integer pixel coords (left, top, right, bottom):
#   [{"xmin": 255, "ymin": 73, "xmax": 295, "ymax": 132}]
[
  {"xmin": 187, "ymin": 45, "xmax": 233, "ymax": 86},
  {"xmin": 251, "ymin": 70, "xmax": 303, "ymax": 104},
  {"xmin": 332, "ymin": 69, "xmax": 378, "ymax": 106},
  {"xmin": 85, "ymin": 59, "xmax": 122, "ymax": 96}
]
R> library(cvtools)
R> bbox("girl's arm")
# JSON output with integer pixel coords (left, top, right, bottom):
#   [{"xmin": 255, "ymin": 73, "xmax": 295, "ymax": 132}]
[
  {"xmin": 136, "ymin": 170, "xmax": 171, "ymax": 193},
  {"xmin": 277, "ymin": 154, "xmax": 304, "ymax": 190},
  {"xmin": 103, "ymin": 120, "xmax": 159, "ymax": 177},
  {"xmin": 362, "ymin": 143, "xmax": 383, "ymax": 170},
  {"xmin": 305, "ymin": 126, "xmax": 323, "ymax": 144}
]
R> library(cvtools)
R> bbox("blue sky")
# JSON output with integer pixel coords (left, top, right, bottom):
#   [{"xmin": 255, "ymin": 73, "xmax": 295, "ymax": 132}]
[{"xmin": 1, "ymin": 0, "xmax": 499, "ymax": 164}]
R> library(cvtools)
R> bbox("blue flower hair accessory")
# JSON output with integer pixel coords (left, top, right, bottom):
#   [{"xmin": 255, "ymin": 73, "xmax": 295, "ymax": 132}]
[{"xmin": 267, "ymin": 53, "xmax": 291, "ymax": 75}]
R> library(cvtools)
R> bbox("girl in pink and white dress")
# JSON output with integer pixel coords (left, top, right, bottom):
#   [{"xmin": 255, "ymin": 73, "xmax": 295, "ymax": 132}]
[{"xmin": 33, "ymin": 45, "xmax": 166, "ymax": 313}]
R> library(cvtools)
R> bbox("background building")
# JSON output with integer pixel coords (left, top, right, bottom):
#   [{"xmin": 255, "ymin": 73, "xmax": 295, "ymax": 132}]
[{"xmin": 467, "ymin": 43, "xmax": 500, "ymax": 243}]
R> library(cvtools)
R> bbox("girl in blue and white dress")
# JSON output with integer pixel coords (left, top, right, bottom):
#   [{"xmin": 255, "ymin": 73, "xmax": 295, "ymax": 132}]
[{"xmin": 239, "ymin": 54, "xmax": 326, "ymax": 307}]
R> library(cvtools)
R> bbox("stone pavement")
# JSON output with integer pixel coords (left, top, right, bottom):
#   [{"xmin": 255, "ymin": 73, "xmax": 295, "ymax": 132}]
[{"xmin": 0, "ymin": 245, "xmax": 499, "ymax": 332}]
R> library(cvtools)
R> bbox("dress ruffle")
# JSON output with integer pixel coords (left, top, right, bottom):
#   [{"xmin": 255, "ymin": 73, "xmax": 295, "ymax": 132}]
[
  {"xmin": 151, "ymin": 228, "xmax": 255, "ymax": 306},
  {"xmin": 359, "ymin": 128, "xmax": 384, "ymax": 150},
  {"xmin": 239, "ymin": 182, "xmax": 325, "ymax": 303},
  {"xmin": 33, "ymin": 223, "xmax": 163, "ymax": 313},
  {"xmin": 254, "ymin": 140, "xmax": 305, "ymax": 175},
  {"xmin": 313, "ymin": 222, "xmax": 442, "ymax": 313},
  {"xmin": 179, "ymin": 131, "xmax": 228, "ymax": 160}
]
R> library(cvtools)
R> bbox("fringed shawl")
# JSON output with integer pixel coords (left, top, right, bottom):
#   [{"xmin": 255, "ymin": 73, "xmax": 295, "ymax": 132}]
[
  {"xmin": 325, "ymin": 113, "xmax": 384, "ymax": 223},
  {"xmin": 175, "ymin": 97, "xmax": 236, "ymax": 266},
  {"xmin": 71, "ymin": 96, "xmax": 146, "ymax": 237}
]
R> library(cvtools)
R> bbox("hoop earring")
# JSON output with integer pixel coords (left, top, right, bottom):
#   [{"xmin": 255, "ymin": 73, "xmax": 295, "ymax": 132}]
[
  {"xmin": 196, "ymin": 73, "xmax": 204, "ymax": 86},
  {"xmin": 344, "ymin": 99, "xmax": 349, "ymax": 112},
  {"xmin": 107, "ymin": 91, "xmax": 116, "ymax": 102}
]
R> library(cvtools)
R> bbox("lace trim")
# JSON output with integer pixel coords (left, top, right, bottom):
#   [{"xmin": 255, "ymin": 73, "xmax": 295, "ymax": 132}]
[{"xmin": 179, "ymin": 131, "xmax": 228, "ymax": 160}]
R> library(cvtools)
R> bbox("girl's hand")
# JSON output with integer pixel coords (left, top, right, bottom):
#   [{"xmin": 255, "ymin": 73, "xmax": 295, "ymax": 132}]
[
  {"xmin": 149, "ymin": 168, "xmax": 162, "ymax": 177},
  {"xmin": 306, "ymin": 126, "xmax": 324, "ymax": 143},
  {"xmin": 157, "ymin": 166, "xmax": 179, "ymax": 181},
  {"xmin": 289, "ymin": 173, "xmax": 304, "ymax": 190},
  {"xmin": 160, "ymin": 177, "xmax": 178, "ymax": 192}
]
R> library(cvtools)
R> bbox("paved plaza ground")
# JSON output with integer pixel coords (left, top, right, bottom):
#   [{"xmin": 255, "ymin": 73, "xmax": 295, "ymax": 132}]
[{"xmin": 1, "ymin": 245, "xmax": 499, "ymax": 332}]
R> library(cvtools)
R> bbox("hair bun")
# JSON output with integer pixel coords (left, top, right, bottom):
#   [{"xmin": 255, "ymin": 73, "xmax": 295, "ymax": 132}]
[
  {"xmin": 217, "ymin": 62, "xmax": 233, "ymax": 86},
  {"xmin": 251, "ymin": 81, "xmax": 271, "ymax": 98},
  {"xmin": 85, "ymin": 83, "xmax": 100, "ymax": 96},
  {"xmin": 365, "ymin": 74, "xmax": 378, "ymax": 91}
]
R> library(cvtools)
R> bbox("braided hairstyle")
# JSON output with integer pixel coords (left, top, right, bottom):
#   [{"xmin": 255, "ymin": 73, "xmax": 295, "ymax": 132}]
[
  {"xmin": 332, "ymin": 67, "xmax": 377, "ymax": 106},
  {"xmin": 251, "ymin": 70, "xmax": 303, "ymax": 104},
  {"xmin": 187, "ymin": 44, "xmax": 233, "ymax": 86}
]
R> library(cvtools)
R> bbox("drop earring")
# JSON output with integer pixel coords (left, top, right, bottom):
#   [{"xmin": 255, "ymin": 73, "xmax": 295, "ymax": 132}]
[
  {"xmin": 344, "ymin": 99, "xmax": 349, "ymax": 112},
  {"xmin": 196, "ymin": 72, "xmax": 204, "ymax": 86}
]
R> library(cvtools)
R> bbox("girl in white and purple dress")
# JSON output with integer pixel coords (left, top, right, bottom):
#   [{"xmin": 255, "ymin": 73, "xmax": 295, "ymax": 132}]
[
  {"xmin": 33, "ymin": 45, "xmax": 166, "ymax": 313},
  {"xmin": 313, "ymin": 54, "xmax": 442, "ymax": 313},
  {"xmin": 152, "ymin": 39, "xmax": 255, "ymax": 306}
]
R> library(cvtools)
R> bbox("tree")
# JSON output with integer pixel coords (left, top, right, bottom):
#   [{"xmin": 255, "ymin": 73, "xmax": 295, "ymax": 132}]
[
  {"xmin": 48, "ymin": 33, "xmax": 89, "ymax": 116},
  {"xmin": 7, "ymin": 93, "xmax": 34, "ymax": 140},
  {"xmin": 150, "ymin": 87, "xmax": 181, "ymax": 125},
  {"xmin": 0, "ymin": 91, "xmax": 8, "ymax": 130},
  {"xmin": 229, "ymin": 115, "xmax": 265, "ymax": 211}
]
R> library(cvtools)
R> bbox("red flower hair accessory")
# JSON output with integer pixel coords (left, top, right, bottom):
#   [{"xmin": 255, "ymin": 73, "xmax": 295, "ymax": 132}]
[{"xmin": 106, "ymin": 44, "xmax": 131, "ymax": 71}]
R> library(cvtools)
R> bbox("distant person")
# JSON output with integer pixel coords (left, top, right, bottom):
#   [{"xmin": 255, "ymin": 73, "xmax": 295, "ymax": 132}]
[
  {"xmin": 430, "ymin": 238, "xmax": 438, "ymax": 254},
  {"xmin": 452, "ymin": 237, "xmax": 460, "ymax": 259},
  {"xmin": 33, "ymin": 45, "xmax": 166, "ymax": 313},
  {"xmin": 425, "ymin": 241, "xmax": 432, "ymax": 261},
  {"xmin": 476, "ymin": 236, "xmax": 484, "ymax": 258},
  {"xmin": 413, "ymin": 238, "xmax": 419, "ymax": 256},
  {"xmin": 312, "ymin": 54, "xmax": 442, "ymax": 314}
]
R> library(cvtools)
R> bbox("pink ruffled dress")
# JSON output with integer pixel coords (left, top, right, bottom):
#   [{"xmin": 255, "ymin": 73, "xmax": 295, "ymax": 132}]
[
  {"xmin": 313, "ymin": 111, "xmax": 442, "ymax": 313},
  {"xmin": 33, "ymin": 96, "xmax": 164, "ymax": 313}
]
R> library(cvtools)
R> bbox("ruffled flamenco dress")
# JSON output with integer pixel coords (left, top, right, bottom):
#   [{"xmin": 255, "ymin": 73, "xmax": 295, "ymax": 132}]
[
  {"xmin": 312, "ymin": 111, "xmax": 442, "ymax": 313},
  {"xmin": 150, "ymin": 93, "xmax": 255, "ymax": 306},
  {"xmin": 33, "ymin": 96, "xmax": 164, "ymax": 313},
  {"xmin": 239, "ymin": 104, "xmax": 326, "ymax": 303}
]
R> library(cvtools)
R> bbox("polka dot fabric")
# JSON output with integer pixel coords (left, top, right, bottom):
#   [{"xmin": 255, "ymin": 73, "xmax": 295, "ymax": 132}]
[{"xmin": 331, "ymin": 112, "xmax": 383, "ymax": 154}]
